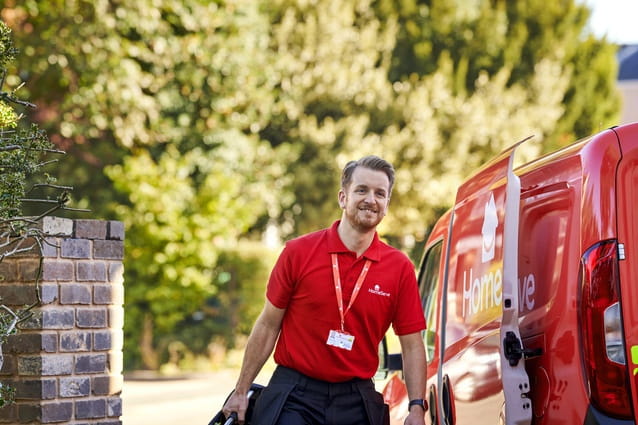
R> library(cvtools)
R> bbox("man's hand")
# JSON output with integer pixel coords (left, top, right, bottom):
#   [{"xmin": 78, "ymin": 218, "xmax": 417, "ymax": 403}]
[
  {"xmin": 221, "ymin": 390, "xmax": 249, "ymax": 424},
  {"xmin": 221, "ymin": 301, "xmax": 285, "ymax": 423},
  {"xmin": 404, "ymin": 406, "xmax": 426, "ymax": 425}
]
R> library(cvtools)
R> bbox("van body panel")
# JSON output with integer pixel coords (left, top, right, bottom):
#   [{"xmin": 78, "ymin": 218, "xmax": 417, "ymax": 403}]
[
  {"xmin": 515, "ymin": 140, "xmax": 588, "ymax": 424},
  {"xmin": 382, "ymin": 122, "xmax": 638, "ymax": 425},
  {"xmin": 441, "ymin": 151, "xmax": 511, "ymax": 424},
  {"xmin": 579, "ymin": 130, "xmax": 621, "ymax": 247},
  {"xmin": 613, "ymin": 123, "xmax": 638, "ymax": 424}
]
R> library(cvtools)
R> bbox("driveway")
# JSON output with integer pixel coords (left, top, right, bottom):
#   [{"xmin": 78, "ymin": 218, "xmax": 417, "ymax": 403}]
[
  {"xmin": 122, "ymin": 369, "xmax": 243, "ymax": 425},
  {"xmin": 121, "ymin": 366, "xmax": 390, "ymax": 425}
]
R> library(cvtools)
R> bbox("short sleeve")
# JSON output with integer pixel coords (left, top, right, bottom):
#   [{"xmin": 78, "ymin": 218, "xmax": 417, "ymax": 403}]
[
  {"xmin": 391, "ymin": 257, "xmax": 426, "ymax": 335},
  {"xmin": 266, "ymin": 244, "xmax": 296, "ymax": 309}
]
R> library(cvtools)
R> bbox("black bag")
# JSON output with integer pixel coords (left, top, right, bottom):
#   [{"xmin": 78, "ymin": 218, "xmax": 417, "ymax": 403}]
[{"xmin": 208, "ymin": 383, "xmax": 265, "ymax": 425}]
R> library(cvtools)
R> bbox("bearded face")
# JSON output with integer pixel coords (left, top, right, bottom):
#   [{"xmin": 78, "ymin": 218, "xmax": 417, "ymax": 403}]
[{"xmin": 338, "ymin": 167, "xmax": 390, "ymax": 232}]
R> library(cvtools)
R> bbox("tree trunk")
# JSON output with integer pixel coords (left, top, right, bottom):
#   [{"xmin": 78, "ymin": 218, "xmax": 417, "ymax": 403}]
[{"xmin": 140, "ymin": 313, "xmax": 159, "ymax": 370}]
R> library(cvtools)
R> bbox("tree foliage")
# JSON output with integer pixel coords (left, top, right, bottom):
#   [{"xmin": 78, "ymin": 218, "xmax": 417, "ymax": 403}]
[
  {"xmin": 1, "ymin": 0, "xmax": 622, "ymax": 369},
  {"xmin": 260, "ymin": 0, "xmax": 572, "ymax": 240},
  {"xmin": 375, "ymin": 0, "xmax": 620, "ymax": 149},
  {"xmin": 0, "ymin": 20, "xmax": 75, "ymax": 404},
  {"xmin": 106, "ymin": 141, "xmax": 282, "ymax": 368}
]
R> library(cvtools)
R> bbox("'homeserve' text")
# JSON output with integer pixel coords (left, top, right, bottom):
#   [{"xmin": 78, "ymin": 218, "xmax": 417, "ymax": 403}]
[{"xmin": 462, "ymin": 268, "xmax": 536, "ymax": 317}]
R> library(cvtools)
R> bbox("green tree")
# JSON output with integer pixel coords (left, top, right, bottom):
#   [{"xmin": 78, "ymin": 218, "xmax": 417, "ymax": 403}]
[
  {"xmin": 167, "ymin": 241, "xmax": 278, "ymax": 358},
  {"xmin": 3, "ymin": 0, "xmax": 289, "ymax": 211},
  {"xmin": 260, "ymin": 0, "xmax": 569, "ymax": 241},
  {"xmin": 106, "ymin": 142, "xmax": 280, "ymax": 368},
  {"xmin": 374, "ymin": 0, "xmax": 621, "ymax": 150},
  {"xmin": 4, "ymin": 0, "xmax": 291, "ymax": 369}
]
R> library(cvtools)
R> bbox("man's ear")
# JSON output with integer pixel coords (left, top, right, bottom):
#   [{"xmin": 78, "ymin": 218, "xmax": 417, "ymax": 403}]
[
  {"xmin": 382, "ymin": 196, "xmax": 390, "ymax": 216},
  {"xmin": 338, "ymin": 190, "xmax": 345, "ymax": 209}
]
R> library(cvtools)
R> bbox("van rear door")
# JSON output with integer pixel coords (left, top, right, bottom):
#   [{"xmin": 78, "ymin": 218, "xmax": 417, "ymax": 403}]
[{"xmin": 612, "ymin": 123, "xmax": 638, "ymax": 423}]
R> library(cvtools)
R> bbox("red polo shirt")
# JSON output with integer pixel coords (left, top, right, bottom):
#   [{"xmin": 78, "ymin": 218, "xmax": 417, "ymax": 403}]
[{"xmin": 267, "ymin": 221, "xmax": 425, "ymax": 382}]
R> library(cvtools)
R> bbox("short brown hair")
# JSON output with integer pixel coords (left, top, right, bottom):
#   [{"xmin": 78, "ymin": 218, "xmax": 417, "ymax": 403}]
[{"xmin": 341, "ymin": 155, "xmax": 395, "ymax": 195}]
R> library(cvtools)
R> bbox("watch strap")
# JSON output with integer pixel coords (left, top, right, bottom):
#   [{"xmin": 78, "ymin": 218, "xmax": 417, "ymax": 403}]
[{"xmin": 408, "ymin": 398, "xmax": 426, "ymax": 410}]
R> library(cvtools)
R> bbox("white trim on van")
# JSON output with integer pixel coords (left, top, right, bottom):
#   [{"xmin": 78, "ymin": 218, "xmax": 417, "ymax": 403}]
[{"xmin": 499, "ymin": 142, "xmax": 532, "ymax": 425}]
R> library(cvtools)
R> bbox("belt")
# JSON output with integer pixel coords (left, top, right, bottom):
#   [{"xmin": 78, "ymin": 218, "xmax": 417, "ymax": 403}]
[{"xmin": 271, "ymin": 366, "xmax": 374, "ymax": 397}]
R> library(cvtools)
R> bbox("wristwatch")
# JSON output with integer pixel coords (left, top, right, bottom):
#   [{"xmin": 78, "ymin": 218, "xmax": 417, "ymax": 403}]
[{"xmin": 408, "ymin": 398, "xmax": 426, "ymax": 411}]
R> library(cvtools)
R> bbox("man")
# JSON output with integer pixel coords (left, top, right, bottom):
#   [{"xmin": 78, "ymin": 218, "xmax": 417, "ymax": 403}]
[{"xmin": 222, "ymin": 155, "xmax": 426, "ymax": 425}]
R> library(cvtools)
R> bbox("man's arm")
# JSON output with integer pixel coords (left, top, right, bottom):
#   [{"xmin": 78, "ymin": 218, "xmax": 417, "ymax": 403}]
[
  {"xmin": 399, "ymin": 332, "xmax": 427, "ymax": 425},
  {"xmin": 222, "ymin": 300, "xmax": 285, "ymax": 422}
]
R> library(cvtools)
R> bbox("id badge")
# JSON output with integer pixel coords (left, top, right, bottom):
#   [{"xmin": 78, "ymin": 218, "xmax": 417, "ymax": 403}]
[{"xmin": 326, "ymin": 330, "xmax": 355, "ymax": 351}]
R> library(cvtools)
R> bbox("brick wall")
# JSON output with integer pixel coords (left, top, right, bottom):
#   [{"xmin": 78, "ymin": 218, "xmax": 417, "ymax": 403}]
[{"xmin": 0, "ymin": 218, "xmax": 124, "ymax": 424}]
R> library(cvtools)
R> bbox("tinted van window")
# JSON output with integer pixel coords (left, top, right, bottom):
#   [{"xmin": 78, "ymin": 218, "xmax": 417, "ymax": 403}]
[{"xmin": 419, "ymin": 241, "xmax": 442, "ymax": 363}]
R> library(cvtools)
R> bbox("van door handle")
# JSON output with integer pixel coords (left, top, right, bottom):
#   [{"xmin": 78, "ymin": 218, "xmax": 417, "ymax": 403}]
[{"xmin": 504, "ymin": 331, "xmax": 543, "ymax": 366}]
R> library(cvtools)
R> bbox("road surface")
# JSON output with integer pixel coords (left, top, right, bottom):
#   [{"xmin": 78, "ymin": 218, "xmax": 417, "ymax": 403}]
[
  {"xmin": 122, "ymin": 367, "xmax": 392, "ymax": 425},
  {"xmin": 122, "ymin": 369, "xmax": 244, "ymax": 425}
]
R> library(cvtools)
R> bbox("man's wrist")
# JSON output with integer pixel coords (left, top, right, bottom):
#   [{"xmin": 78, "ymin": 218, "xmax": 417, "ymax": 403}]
[
  {"xmin": 234, "ymin": 384, "xmax": 251, "ymax": 395},
  {"xmin": 408, "ymin": 398, "xmax": 426, "ymax": 411}
]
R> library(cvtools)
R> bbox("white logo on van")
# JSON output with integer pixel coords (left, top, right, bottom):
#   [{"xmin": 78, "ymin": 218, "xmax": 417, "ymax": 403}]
[
  {"xmin": 462, "ymin": 270, "xmax": 537, "ymax": 317},
  {"xmin": 461, "ymin": 191, "xmax": 537, "ymax": 319},
  {"xmin": 482, "ymin": 193, "xmax": 498, "ymax": 263}
]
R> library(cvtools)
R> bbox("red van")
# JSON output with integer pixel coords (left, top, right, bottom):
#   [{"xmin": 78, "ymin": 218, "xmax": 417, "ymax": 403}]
[{"xmin": 380, "ymin": 122, "xmax": 638, "ymax": 425}]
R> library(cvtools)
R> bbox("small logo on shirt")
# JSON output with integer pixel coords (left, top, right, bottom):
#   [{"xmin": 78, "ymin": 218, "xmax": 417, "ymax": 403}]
[{"xmin": 368, "ymin": 284, "xmax": 390, "ymax": 297}]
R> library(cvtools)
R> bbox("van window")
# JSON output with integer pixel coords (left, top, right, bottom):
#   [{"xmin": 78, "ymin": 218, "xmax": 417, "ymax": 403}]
[{"xmin": 419, "ymin": 240, "xmax": 442, "ymax": 363}]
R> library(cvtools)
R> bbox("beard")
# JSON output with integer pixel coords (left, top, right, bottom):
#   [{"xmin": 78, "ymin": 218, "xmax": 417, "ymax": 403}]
[{"xmin": 344, "ymin": 202, "xmax": 384, "ymax": 232}]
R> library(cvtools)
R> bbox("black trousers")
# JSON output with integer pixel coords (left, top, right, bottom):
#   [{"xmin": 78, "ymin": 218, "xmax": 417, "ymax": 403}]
[{"xmin": 251, "ymin": 366, "xmax": 389, "ymax": 425}]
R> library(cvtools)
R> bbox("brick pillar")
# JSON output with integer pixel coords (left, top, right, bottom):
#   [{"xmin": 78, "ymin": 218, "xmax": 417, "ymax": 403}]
[{"xmin": 0, "ymin": 218, "xmax": 124, "ymax": 424}]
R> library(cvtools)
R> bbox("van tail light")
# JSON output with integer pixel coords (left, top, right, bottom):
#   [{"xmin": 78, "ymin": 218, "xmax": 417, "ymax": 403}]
[{"xmin": 579, "ymin": 240, "xmax": 632, "ymax": 419}]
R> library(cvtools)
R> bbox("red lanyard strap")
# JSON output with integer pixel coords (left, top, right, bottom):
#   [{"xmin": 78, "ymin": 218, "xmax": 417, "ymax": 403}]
[{"xmin": 331, "ymin": 253, "xmax": 371, "ymax": 332}]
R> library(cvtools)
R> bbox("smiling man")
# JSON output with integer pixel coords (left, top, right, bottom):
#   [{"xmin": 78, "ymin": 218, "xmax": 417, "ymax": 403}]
[{"xmin": 221, "ymin": 156, "xmax": 427, "ymax": 425}]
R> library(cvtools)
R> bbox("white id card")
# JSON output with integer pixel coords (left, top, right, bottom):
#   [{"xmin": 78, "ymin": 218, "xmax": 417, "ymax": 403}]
[{"xmin": 326, "ymin": 330, "xmax": 355, "ymax": 351}]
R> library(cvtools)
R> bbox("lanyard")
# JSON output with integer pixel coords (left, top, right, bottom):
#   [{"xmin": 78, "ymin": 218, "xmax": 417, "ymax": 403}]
[{"xmin": 331, "ymin": 253, "xmax": 371, "ymax": 332}]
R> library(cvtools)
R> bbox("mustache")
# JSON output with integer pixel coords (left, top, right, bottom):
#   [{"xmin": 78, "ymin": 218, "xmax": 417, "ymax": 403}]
[{"xmin": 358, "ymin": 203, "xmax": 378, "ymax": 212}]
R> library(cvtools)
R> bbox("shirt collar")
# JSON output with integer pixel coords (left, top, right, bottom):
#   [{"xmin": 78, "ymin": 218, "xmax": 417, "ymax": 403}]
[{"xmin": 327, "ymin": 220, "xmax": 381, "ymax": 262}]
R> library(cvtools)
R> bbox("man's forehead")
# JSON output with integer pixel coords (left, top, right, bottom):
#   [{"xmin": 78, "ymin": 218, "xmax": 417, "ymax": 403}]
[{"xmin": 350, "ymin": 167, "xmax": 390, "ymax": 189}]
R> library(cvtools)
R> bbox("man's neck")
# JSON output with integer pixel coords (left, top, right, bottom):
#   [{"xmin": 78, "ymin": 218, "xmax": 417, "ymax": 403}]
[{"xmin": 337, "ymin": 220, "xmax": 375, "ymax": 257}]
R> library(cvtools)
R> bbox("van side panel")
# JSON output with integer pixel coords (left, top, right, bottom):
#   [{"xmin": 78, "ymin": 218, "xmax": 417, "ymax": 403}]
[{"xmin": 613, "ymin": 123, "xmax": 638, "ymax": 424}]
